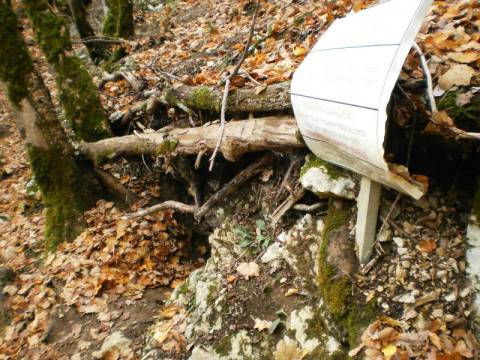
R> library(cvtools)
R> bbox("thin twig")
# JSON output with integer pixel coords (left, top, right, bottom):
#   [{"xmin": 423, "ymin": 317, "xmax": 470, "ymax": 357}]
[
  {"xmin": 209, "ymin": 2, "xmax": 260, "ymax": 171},
  {"xmin": 293, "ymin": 203, "xmax": 327, "ymax": 212},
  {"xmin": 122, "ymin": 201, "xmax": 197, "ymax": 220},
  {"xmin": 197, "ymin": 153, "xmax": 273, "ymax": 220},
  {"xmin": 412, "ymin": 42, "xmax": 437, "ymax": 113}
]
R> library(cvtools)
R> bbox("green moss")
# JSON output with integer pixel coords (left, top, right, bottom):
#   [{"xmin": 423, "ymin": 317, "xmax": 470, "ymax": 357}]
[
  {"xmin": 156, "ymin": 139, "xmax": 178, "ymax": 155},
  {"xmin": 301, "ymin": 156, "xmax": 343, "ymax": 180},
  {"xmin": 57, "ymin": 56, "xmax": 111, "ymax": 141},
  {"xmin": 343, "ymin": 301, "xmax": 377, "ymax": 347},
  {"xmin": 24, "ymin": 0, "xmax": 111, "ymax": 142},
  {"xmin": 316, "ymin": 201, "xmax": 350, "ymax": 317},
  {"xmin": 316, "ymin": 200, "xmax": 378, "ymax": 348},
  {"xmin": 27, "ymin": 146, "xmax": 93, "ymax": 251},
  {"xmin": 214, "ymin": 334, "xmax": 233, "ymax": 356},
  {"xmin": 103, "ymin": 0, "xmax": 134, "ymax": 38},
  {"xmin": 23, "ymin": 0, "xmax": 71, "ymax": 63},
  {"xmin": 0, "ymin": 3, "xmax": 34, "ymax": 106},
  {"xmin": 189, "ymin": 87, "xmax": 221, "ymax": 111},
  {"xmin": 102, "ymin": 11, "xmax": 116, "ymax": 37}
]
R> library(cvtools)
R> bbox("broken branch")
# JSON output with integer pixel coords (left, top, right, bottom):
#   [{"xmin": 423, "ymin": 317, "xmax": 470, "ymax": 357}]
[
  {"xmin": 209, "ymin": 1, "xmax": 260, "ymax": 170},
  {"xmin": 79, "ymin": 116, "xmax": 303, "ymax": 164}
]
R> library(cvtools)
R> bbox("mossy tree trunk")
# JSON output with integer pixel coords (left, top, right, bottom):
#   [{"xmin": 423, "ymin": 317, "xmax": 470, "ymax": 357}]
[
  {"xmin": 0, "ymin": 1, "xmax": 97, "ymax": 250},
  {"xmin": 23, "ymin": 0, "xmax": 111, "ymax": 142},
  {"xmin": 68, "ymin": 0, "xmax": 108, "ymax": 62},
  {"xmin": 102, "ymin": 0, "xmax": 134, "ymax": 39}
]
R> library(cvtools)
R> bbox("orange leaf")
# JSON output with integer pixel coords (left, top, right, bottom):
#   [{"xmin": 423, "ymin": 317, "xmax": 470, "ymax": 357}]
[{"xmin": 418, "ymin": 239, "xmax": 437, "ymax": 253}]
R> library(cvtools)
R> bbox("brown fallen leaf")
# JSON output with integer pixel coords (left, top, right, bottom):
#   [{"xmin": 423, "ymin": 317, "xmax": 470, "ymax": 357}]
[
  {"xmin": 438, "ymin": 64, "xmax": 476, "ymax": 90},
  {"xmin": 418, "ymin": 239, "xmax": 437, "ymax": 253}
]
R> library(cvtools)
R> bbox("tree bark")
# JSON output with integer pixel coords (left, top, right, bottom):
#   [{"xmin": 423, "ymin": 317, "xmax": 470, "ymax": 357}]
[
  {"xmin": 79, "ymin": 116, "xmax": 304, "ymax": 164},
  {"xmin": 102, "ymin": 0, "xmax": 134, "ymax": 38},
  {"xmin": 23, "ymin": 0, "xmax": 112, "ymax": 142},
  {"xmin": 166, "ymin": 81, "xmax": 292, "ymax": 113},
  {"xmin": 0, "ymin": 2, "xmax": 97, "ymax": 250},
  {"xmin": 68, "ymin": 0, "xmax": 108, "ymax": 62}
]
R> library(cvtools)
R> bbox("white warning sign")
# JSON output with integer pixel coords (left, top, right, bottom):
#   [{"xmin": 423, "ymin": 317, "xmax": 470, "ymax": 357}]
[{"xmin": 291, "ymin": 0, "xmax": 432, "ymax": 199}]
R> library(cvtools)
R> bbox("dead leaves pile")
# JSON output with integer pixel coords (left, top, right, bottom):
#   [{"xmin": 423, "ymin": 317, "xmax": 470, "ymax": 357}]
[
  {"xmin": 106, "ymin": 0, "xmax": 371, "ymax": 107},
  {"xmin": 45, "ymin": 201, "xmax": 193, "ymax": 313},
  {"xmin": 349, "ymin": 317, "xmax": 478, "ymax": 360},
  {"xmin": 0, "ymin": 200, "xmax": 194, "ymax": 358},
  {"xmin": 418, "ymin": 1, "xmax": 480, "ymax": 93}
]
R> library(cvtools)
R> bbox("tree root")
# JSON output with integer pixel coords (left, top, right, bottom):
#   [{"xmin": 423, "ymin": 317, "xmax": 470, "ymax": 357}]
[{"xmin": 122, "ymin": 154, "xmax": 273, "ymax": 221}]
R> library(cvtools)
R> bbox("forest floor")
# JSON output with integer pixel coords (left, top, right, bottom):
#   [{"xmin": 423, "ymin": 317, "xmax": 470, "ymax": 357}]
[{"xmin": 1, "ymin": 0, "xmax": 480, "ymax": 359}]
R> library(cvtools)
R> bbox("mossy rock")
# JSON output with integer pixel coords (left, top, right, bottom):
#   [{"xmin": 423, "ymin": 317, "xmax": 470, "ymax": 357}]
[{"xmin": 316, "ymin": 200, "xmax": 378, "ymax": 348}]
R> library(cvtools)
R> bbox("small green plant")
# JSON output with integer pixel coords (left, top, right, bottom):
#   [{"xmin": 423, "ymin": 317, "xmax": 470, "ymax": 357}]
[
  {"xmin": 255, "ymin": 219, "xmax": 272, "ymax": 250},
  {"xmin": 233, "ymin": 219, "xmax": 272, "ymax": 251},
  {"xmin": 233, "ymin": 225, "xmax": 252, "ymax": 248}
]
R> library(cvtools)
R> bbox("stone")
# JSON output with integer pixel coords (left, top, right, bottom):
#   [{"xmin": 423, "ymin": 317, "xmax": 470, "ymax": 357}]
[
  {"xmin": 300, "ymin": 163, "xmax": 356, "ymax": 200},
  {"xmin": 261, "ymin": 243, "xmax": 283, "ymax": 263},
  {"xmin": 92, "ymin": 332, "xmax": 132, "ymax": 359}
]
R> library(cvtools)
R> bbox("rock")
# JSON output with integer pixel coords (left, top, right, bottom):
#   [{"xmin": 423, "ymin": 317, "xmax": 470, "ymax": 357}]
[
  {"xmin": 189, "ymin": 347, "xmax": 221, "ymax": 360},
  {"xmin": 300, "ymin": 157, "xmax": 357, "ymax": 199},
  {"xmin": 466, "ymin": 215, "xmax": 480, "ymax": 336},
  {"xmin": 393, "ymin": 237, "xmax": 406, "ymax": 247},
  {"xmin": 260, "ymin": 243, "xmax": 283, "ymax": 263},
  {"xmin": 92, "ymin": 332, "xmax": 132, "ymax": 359}
]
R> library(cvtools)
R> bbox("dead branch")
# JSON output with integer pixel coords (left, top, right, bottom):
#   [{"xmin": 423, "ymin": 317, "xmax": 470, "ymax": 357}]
[
  {"xmin": 122, "ymin": 154, "xmax": 273, "ymax": 221},
  {"xmin": 79, "ymin": 116, "xmax": 303, "ymax": 164},
  {"xmin": 94, "ymin": 168, "xmax": 140, "ymax": 207},
  {"xmin": 123, "ymin": 201, "xmax": 197, "ymax": 220},
  {"xmin": 271, "ymin": 186, "xmax": 306, "ymax": 227},
  {"xmin": 210, "ymin": 1, "xmax": 260, "ymax": 171},
  {"xmin": 196, "ymin": 153, "xmax": 273, "ymax": 220}
]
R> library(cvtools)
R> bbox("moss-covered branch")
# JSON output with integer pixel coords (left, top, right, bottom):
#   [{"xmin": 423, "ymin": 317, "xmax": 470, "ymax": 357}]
[
  {"xmin": 171, "ymin": 81, "xmax": 292, "ymax": 113},
  {"xmin": 23, "ymin": 0, "xmax": 111, "ymax": 142},
  {"xmin": 0, "ymin": 2, "xmax": 33, "ymax": 106}
]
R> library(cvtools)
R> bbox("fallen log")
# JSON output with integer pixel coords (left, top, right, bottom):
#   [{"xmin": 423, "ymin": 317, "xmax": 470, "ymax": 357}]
[
  {"xmin": 111, "ymin": 81, "xmax": 292, "ymax": 124},
  {"xmin": 79, "ymin": 116, "xmax": 303, "ymax": 163},
  {"xmin": 169, "ymin": 81, "xmax": 291, "ymax": 113}
]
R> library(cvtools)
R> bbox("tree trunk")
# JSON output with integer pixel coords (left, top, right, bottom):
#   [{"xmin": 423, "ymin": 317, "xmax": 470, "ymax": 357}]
[
  {"xmin": 102, "ymin": 0, "xmax": 134, "ymax": 38},
  {"xmin": 23, "ymin": 0, "xmax": 112, "ymax": 142},
  {"xmin": 68, "ymin": 0, "xmax": 108, "ymax": 62},
  {"xmin": 79, "ymin": 116, "xmax": 304, "ymax": 163},
  {"xmin": 0, "ymin": 2, "xmax": 96, "ymax": 250}
]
